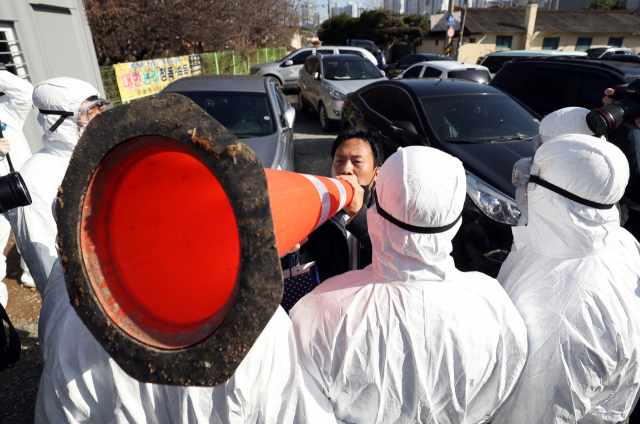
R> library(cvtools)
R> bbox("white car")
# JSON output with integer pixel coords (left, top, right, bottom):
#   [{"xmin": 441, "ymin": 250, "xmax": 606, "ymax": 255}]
[
  {"xmin": 394, "ymin": 61, "xmax": 492, "ymax": 84},
  {"xmin": 250, "ymin": 46, "xmax": 378, "ymax": 90}
]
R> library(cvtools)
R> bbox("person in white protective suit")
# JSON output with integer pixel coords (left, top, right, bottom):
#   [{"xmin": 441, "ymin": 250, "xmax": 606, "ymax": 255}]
[
  {"xmin": 290, "ymin": 146, "xmax": 529, "ymax": 424},
  {"xmin": 5, "ymin": 77, "xmax": 110, "ymax": 295},
  {"xmin": 493, "ymin": 135, "xmax": 640, "ymax": 424},
  {"xmin": 0, "ymin": 70, "xmax": 35, "ymax": 304},
  {"xmin": 36, "ymin": 260, "xmax": 338, "ymax": 424},
  {"xmin": 517, "ymin": 107, "xmax": 606, "ymax": 227}
]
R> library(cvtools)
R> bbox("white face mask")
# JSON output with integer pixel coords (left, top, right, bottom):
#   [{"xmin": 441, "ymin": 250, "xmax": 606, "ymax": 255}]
[{"xmin": 77, "ymin": 125, "xmax": 86, "ymax": 139}]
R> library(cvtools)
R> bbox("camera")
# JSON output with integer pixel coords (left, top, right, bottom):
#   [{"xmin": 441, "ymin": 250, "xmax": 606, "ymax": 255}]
[{"xmin": 586, "ymin": 79, "xmax": 640, "ymax": 137}]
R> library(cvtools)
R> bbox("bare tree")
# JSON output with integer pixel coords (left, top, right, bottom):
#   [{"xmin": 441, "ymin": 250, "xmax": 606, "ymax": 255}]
[{"xmin": 84, "ymin": 0, "xmax": 300, "ymax": 65}]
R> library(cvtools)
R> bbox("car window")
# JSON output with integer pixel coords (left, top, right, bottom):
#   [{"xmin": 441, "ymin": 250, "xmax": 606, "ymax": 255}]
[
  {"xmin": 576, "ymin": 73, "xmax": 619, "ymax": 110},
  {"xmin": 403, "ymin": 66, "xmax": 422, "ymax": 78},
  {"xmin": 523, "ymin": 67, "xmax": 573, "ymax": 102},
  {"xmin": 356, "ymin": 42, "xmax": 376, "ymax": 54},
  {"xmin": 398, "ymin": 55, "xmax": 415, "ymax": 65},
  {"xmin": 339, "ymin": 49, "xmax": 365, "ymax": 57},
  {"xmin": 360, "ymin": 86, "xmax": 395, "ymax": 118},
  {"xmin": 310, "ymin": 58, "xmax": 320, "ymax": 74},
  {"xmin": 423, "ymin": 67, "xmax": 442, "ymax": 78},
  {"xmin": 323, "ymin": 59, "xmax": 382, "ymax": 80},
  {"xmin": 448, "ymin": 69, "xmax": 491, "ymax": 84},
  {"xmin": 421, "ymin": 94, "xmax": 539, "ymax": 143},
  {"xmin": 388, "ymin": 88, "xmax": 421, "ymax": 130},
  {"xmin": 480, "ymin": 56, "xmax": 517, "ymax": 74},
  {"xmin": 317, "ymin": 49, "xmax": 334, "ymax": 55},
  {"xmin": 290, "ymin": 50, "xmax": 312, "ymax": 65},
  {"xmin": 275, "ymin": 85, "xmax": 290, "ymax": 111},
  {"xmin": 177, "ymin": 91, "xmax": 275, "ymax": 137},
  {"xmin": 270, "ymin": 81, "xmax": 284, "ymax": 119}
]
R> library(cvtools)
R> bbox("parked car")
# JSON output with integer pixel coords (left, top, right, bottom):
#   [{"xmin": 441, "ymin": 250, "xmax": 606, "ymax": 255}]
[
  {"xmin": 490, "ymin": 57, "xmax": 640, "ymax": 116},
  {"xmin": 249, "ymin": 46, "xmax": 378, "ymax": 90},
  {"xmin": 341, "ymin": 79, "xmax": 539, "ymax": 276},
  {"xmin": 298, "ymin": 54, "xmax": 387, "ymax": 131},
  {"xmin": 395, "ymin": 61, "xmax": 491, "ymax": 84},
  {"xmin": 586, "ymin": 47, "xmax": 635, "ymax": 58},
  {"xmin": 345, "ymin": 39, "xmax": 387, "ymax": 69},
  {"xmin": 384, "ymin": 53, "xmax": 455, "ymax": 79},
  {"xmin": 163, "ymin": 75, "xmax": 296, "ymax": 171},
  {"xmin": 477, "ymin": 50, "xmax": 588, "ymax": 76}
]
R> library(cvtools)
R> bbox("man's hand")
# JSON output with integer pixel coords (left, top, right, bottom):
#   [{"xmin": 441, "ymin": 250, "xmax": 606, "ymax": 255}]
[
  {"xmin": 337, "ymin": 174, "xmax": 364, "ymax": 218},
  {"xmin": 602, "ymin": 87, "xmax": 640, "ymax": 127},
  {"xmin": 0, "ymin": 138, "xmax": 11, "ymax": 156}
]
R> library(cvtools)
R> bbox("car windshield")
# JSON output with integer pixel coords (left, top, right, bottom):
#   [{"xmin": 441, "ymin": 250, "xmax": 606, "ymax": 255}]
[
  {"xmin": 586, "ymin": 48, "xmax": 609, "ymax": 58},
  {"xmin": 421, "ymin": 94, "xmax": 539, "ymax": 143},
  {"xmin": 448, "ymin": 69, "xmax": 491, "ymax": 84},
  {"xmin": 177, "ymin": 91, "xmax": 276, "ymax": 137},
  {"xmin": 323, "ymin": 59, "xmax": 382, "ymax": 80}
]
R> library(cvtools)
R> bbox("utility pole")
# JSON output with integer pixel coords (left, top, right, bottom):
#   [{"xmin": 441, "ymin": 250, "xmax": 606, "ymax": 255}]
[
  {"xmin": 445, "ymin": 0, "xmax": 455, "ymax": 52},
  {"xmin": 455, "ymin": 0, "xmax": 467, "ymax": 61},
  {"xmin": 328, "ymin": 0, "xmax": 332, "ymax": 18}
]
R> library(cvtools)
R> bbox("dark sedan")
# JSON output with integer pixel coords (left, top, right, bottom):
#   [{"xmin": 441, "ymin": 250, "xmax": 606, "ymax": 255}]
[
  {"xmin": 385, "ymin": 54, "xmax": 455, "ymax": 79},
  {"xmin": 341, "ymin": 79, "xmax": 539, "ymax": 276}
]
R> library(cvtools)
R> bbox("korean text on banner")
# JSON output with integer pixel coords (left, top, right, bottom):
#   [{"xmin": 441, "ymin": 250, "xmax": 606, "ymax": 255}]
[{"xmin": 113, "ymin": 55, "xmax": 202, "ymax": 102}]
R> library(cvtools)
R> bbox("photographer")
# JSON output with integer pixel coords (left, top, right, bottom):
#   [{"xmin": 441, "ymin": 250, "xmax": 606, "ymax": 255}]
[
  {"xmin": 601, "ymin": 87, "xmax": 640, "ymax": 239},
  {"xmin": 0, "ymin": 69, "xmax": 35, "ymax": 301}
]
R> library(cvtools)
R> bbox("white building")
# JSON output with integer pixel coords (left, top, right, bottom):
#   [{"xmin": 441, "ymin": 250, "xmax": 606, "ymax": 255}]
[
  {"xmin": 344, "ymin": 2, "xmax": 363, "ymax": 17},
  {"xmin": 314, "ymin": 13, "xmax": 324, "ymax": 25},
  {"xmin": 0, "ymin": 0, "xmax": 105, "ymax": 153},
  {"xmin": 331, "ymin": 3, "xmax": 345, "ymax": 16},
  {"xmin": 300, "ymin": 2, "xmax": 316, "ymax": 26}
]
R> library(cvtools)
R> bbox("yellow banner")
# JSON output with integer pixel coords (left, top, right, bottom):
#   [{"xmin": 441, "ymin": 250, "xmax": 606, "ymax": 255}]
[{"xmin": 113, "ymin": 55, "xmax": 202, "ymax": 102}]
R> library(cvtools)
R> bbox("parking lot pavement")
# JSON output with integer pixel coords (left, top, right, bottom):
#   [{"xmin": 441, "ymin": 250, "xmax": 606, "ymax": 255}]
[{"xmin": 287, "ymin": 94, "xmax": 339, "ymax": 177}]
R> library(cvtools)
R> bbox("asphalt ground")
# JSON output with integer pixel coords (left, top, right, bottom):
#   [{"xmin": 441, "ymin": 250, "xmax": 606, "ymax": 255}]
[{"xmin": 0, "ymin": 95, "xmax": 339, "ymax": 423}]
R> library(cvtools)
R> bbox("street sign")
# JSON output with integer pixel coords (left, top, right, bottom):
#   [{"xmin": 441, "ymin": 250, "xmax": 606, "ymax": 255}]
[
  {"xmin": 446, "ymin": 14, "xmax": 456, "ymax": 25},
  {"xmin": 447, "ymin": 27, "xmax": 455, "ymax": 38}
]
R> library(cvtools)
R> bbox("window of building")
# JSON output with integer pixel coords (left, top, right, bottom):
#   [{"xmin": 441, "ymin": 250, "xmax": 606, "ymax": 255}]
[
  {"xmin": 469, "ymin": 38, "xmax": 477, "ymax": 43},
  {"xmin": 542, "ymin": 37, "xmax": 560, "ymax": 50},
  {"xmin": 0, "ymin": 23, "xmax": 29, "ymax": 79},
  {"xmin": 576, "ymin": 37, "xmax": 592, "ymax": 51},
  {"xmin": 495, "ymin": 35, "xmax": 512, "ymax": 50},
  {"xmin": 608, "ymin": 37, "xmax": 624, "ymax": 47}
]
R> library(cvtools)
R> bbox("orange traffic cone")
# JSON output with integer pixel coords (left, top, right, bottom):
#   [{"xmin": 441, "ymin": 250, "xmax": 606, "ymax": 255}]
[{"xmin": 57, "ymin": 93, "xmax": 353, "ymax": 386}]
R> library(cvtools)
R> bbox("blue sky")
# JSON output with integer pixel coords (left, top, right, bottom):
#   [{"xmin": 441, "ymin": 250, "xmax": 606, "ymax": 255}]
[{"xmin": 314, "ymin": 0, "xmax": 358, "ymax": 21}]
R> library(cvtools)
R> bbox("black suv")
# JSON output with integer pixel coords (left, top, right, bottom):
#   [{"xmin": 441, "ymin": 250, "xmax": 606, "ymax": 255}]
[
  {"xmin": 490, "ymin": 57, "xmax": 640, "ymax": 116},
  {"xmin": 385, "ymin": 54, "xmax": 455, "ymax": 79}
]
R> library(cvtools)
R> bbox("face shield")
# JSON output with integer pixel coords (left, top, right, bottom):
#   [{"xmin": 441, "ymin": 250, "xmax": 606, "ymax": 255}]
[
  {"xmin": 77, "ymin": 98, "xmax": 114, "ymax": 128},
  {"xmin": 512, "ymin": 156, "xmax": 616, "ymax": 213},
  {"xmin": 532, "ymin": 134, "xmax": 545, "ymax": 153}
]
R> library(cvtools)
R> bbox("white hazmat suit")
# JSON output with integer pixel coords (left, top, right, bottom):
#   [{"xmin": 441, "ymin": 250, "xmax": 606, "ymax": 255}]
[
  {"xmin": 36, "ymin": 259, "xmax": 338, "ymax": 424},
  {"xmin": 290, "ymin": 146, "xmax": 528, "ymax": 424},
  {"xmin": 493, "ymin": 135, "xmax": 640, "ymax": 424},
  {"xmin": 6, "ymin": 77, "xmax": 98, "ymax": 294},
  {"xmin": 0, "ymin": 71, "xmax": 34, "ymax": 304}
]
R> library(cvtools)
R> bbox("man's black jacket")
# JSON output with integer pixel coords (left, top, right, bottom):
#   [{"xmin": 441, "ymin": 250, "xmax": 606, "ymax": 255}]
[{"xmin": 299, "ymin": 194, "xmax": 374, "ymax": 282}]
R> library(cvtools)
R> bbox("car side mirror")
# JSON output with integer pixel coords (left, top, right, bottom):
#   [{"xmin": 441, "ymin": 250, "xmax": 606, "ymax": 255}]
[
  {"xmin": 313, "ymin": 72, "xmax": 320, "ymax": 80},
  {"xmin": 284, "ymin": 60, "xmax": 294, "ymax": 66},
  {"xmin": 390, "ymin": 121, "xmax": 418, "ymax": 136},
  {"xmin": 284, "ymin": 106, "xmax": 296, "ymax": 129}
]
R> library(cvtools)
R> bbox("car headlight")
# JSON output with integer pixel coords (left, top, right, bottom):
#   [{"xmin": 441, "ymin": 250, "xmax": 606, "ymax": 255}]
[
  {"xmin": 328, "ymin": 87, "xmax": 347, "ymax": 101},
  {"xmin": 466, "ymin": 172, "xmax": 520, "ymax": 225}
]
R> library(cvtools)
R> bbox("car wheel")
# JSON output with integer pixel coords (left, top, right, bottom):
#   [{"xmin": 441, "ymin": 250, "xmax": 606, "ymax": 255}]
[
  {"xmin": 318, "ymin": 103, "xmax": 335, "ymax": 132},
  {"xmin": 298, "ymin": 91, "xmax": 308, "ymax": 113}
]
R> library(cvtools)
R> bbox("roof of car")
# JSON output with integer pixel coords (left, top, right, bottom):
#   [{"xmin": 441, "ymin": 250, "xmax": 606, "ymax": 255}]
[
  {"xmin": 381, "ymin": 78, "xmax": 504, "ymax": 97},
  {"xmin": 484, "ymin": 50, "xmax": 587, "ymax": 57},
  {"xmin": 318, "ymin": 54, "xmax": 369, "ymax": 60},
  {"xmin": 162, "ymin": 75, "xmax": 268, "ymax": 93},
  {"xmin": 412, "ymin": 61, "xmax": 489, "ymax": 71},
  {"xmin": 500, "ymin": 56, "xmax": 640, "ymax": 75}
]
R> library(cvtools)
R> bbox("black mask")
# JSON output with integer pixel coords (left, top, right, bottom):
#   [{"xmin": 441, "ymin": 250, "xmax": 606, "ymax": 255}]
[{"xmin": 361, "ymin": 170, "xmax": 378, "ymax": 205}]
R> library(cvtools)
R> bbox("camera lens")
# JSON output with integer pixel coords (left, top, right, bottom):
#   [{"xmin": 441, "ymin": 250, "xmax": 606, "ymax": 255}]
[{"xmin": 587, "ymin": 104, "xmax": 624, "ymax": 137}]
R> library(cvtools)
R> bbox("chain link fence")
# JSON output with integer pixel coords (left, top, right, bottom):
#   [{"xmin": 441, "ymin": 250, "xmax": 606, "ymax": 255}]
[{"xmin": 100, "ymin": 46, "xmax": 288, "ymax": 107}]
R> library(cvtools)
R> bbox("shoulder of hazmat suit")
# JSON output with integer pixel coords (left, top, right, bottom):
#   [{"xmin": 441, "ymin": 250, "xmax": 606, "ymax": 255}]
[
  {"xmin": 493, "ymin": 135, "xmax": 640, "ymax": 424},
  {"xmin": 36, "ymin": 258, "xmax": 338, "ymax": 424},
  {"xmin": 6, "ymin": 77, "xmax": 99, "ymax": 294},
  {"xmin": 0, "ymin": 70, "xmax": 34, "ymax": 172},
  {"xmin": 290, "ymin": 146, "xmax": 528, "ymax": 424}
]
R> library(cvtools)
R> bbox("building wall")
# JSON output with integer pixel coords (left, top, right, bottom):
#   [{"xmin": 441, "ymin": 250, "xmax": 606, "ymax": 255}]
[
  {"xmin": 528, "ymin": 31, "xmax": 640, "ymax": 52},
  {"xmin": 0, "ymin": 0, "xmax": 105, "ymax": 153}
]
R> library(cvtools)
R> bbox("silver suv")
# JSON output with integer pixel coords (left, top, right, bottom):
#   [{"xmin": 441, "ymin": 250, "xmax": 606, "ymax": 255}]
[
  {"xmin": 250, "ymin": 47, "xmax": 377, "ymax": 90},
  {"xmin": 298, "ymin": 54, "xmax": 386, "ymax": 131}
]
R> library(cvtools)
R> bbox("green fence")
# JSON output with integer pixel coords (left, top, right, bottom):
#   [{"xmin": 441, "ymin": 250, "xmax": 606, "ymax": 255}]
[{"xmin": 100, "ymin": 46, "xmax": 288, "ymax": 106}]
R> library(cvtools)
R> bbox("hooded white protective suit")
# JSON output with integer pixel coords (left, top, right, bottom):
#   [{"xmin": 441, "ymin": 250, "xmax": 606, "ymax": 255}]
[
  {"xmin": 0, "ymin": 71, "xmax": 34, "ymax": 304},
  {"xmin": 493, "ymin": 135, "xmax": 640, "ymax": 424},
  {"xmin": 6, "ymin": 77, "xmax": 98, "ymax": 294},
  {"xmin": 36, "ymin": 259, "xmax": 338, "ymax": 424},
  {"xmin": 290, "ymin": 146, "xmax": 528, "ymax": 424}
]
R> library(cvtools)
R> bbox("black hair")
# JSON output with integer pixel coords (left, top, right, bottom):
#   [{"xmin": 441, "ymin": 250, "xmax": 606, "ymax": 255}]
[{"xmin": 331, "ymin": 126, "xmax": 384, "ymax": 168}]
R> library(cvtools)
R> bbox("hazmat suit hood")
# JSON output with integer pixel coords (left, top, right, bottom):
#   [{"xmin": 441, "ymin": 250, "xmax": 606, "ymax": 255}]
[
  {"xmin": 33, "ymin": 77, "xmax": 99, "ymax": 157},
  {"xmin": 538, "ymin": 107, "xmax": 604, "ymax": 144},
  {"xmin": 291, "ymin": 146, "xmax": 528, "ymax": 424},
  {"xmin": 494, "ymin": 135, "xmax": 640, "ymax": 424},
  {"xmin": 518, "ymin": 134, "xmax": 628, "ymax": 257},
  {"xmin": 370, "ymin": 146, "xmax": 466, "ymax": 282}
]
